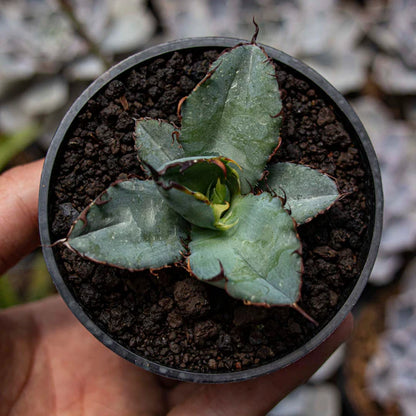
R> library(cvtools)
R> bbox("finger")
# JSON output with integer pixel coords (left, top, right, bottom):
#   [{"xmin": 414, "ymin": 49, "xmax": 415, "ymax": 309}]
[
  {"xmin": 168, "ymin": 314, "xmax": 353, "ymax": 416},
  {"xmin": 0, "ymin": 159, "xmax": 44, "ymax": 275},
  {"xmin": 29, "ymin": 296, "xmax": 169, "ymax": 416},
  {"xmin": 0, "ymin": 295, "xmax": 169, "ymax": 416}
]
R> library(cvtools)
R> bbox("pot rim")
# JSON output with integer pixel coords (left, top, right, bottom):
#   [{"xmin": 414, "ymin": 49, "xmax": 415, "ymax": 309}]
[{"xmin": 39, "ymin": 36, "xmax": 383, "ymax": 383}]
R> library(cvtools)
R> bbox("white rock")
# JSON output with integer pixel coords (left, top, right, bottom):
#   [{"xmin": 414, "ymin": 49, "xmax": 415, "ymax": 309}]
[
  {"xmin": 0, "ymin": 0, "xmax": 85, "ymax": 71},
  {"xmin": 386, "ymin": 0, "xmax": 416, "ymax": 68},
  {"xmin": 380, "ymin": 218, "xmax": 416, "ymax": 254},
  {"xmin": 100, "ymin": 0, "xmax": 156, "ymax": 53},
  {"xmin": 368, "ymin": 0, "xmax": 416, "ymax": 67},
  {"xmin": 366, "ymin": 286, "xmax": 416, "ymax": 414},
  {"xmin": 400, "ymin": 397, "xmax": 416, "ymax": 416},
  {"xmin": 373, "ymin": 55, "xmax": 416, "ymax": 94},
  {"xmin": 66, "ymin": 56, "xmax": 106, "ymax": 81},
  {"xmin": 370, "ymin": 254, "xmax": 402, "ymax": 286},
  {"xmin": 304, "ymin": 49, "xmax": 369, "ymax": 93},
  {"xmin": 71, "ymin": 0, "xmax": 110, "ymax": 42},
  {"xmin": 297, "ymin": 3, "xmax": 365, "ymax": 56},
  {"xmin": 386, "ymin": 289, "xmax": 416, "ymax": 330},
  {"xmin": 20, "ymin": 78, "xmax": 69, "ymax": 116},
  {"xmin": 352, "ymin": 97, "xmax": 416, "ymax": 284},
  {"xmin": 366, "ymin": 342, "xmax": 394, "ymax": 403},
  {"xmin": 0, "ymin": 54, "xmax": 36, "ymax": 81},
  {"xmin": 0, "ymin": 100, "xmax": 33, "ymax": 133},
  {"xmin": 153, "ymin": 0, "xmax": 369, "ymax": 93},
  {"xmin": 0, "ymin": 76, "xmax": 69, "ymax": 133},
  {"xmin": 267, "ymin": 384, "xmax": 341, "ymax": 416},
  {"xmin": 153, "ymin": 0, "xmax": 366, "ymax": 66},
  {"xmin": 101, "ymin": 14, "xmax": 156, "ymax": 53},
  {"xmin": 153, "ymin": 0, "xmax": 240, "ymax": 39}
]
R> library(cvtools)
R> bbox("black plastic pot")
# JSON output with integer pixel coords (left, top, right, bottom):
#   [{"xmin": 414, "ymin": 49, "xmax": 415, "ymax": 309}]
[{"xmin": 39, "ymin": 37, "xmax": 383, "ymax": 383}]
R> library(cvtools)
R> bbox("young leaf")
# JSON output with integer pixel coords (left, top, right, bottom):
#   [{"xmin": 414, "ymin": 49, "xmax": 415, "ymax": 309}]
[
  {"xmin": 155, "ymin": 156, "xmax": 240, "ymax": 230},
  {"xmin": 188, "ymin": 193, "xmax": 302, "ymax": 306},
  {"xmin": 67, "ymin": 179, "xmax": 187, "ymax": 270},
  {"xmin": 135, "ymin": 118, "xmax": 184, "ymax": 172},
  {"xmin": 266, "ymin": 162, "xmax": 339, "ymax": 224},
  {"xmin": 179, "ymin": 44, "xmax": 282, "ymax": 193}
]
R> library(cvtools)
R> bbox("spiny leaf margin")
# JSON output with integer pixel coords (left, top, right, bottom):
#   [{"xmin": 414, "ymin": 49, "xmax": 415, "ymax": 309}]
[
  {"xmin": 265, "ymin": 162, "xmax": 340, "ymax": 224},
  {"xmin": 66, "ymin": 178, "xmax": 188, "ymax": 271},
  {"xmin": 135, "ymin": 118, "xmax": 184, "ymax": 174},
  {"xmin": 179, "ymin": 43, "xmax": 282, "ymax": 193},
  {"xmin": 187, "ymin": 193, "xmax": 303, "ymax": 306}
]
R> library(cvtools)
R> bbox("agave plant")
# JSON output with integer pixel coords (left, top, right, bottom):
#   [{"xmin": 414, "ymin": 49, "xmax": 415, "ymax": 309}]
[{"xmin": 62, "ymin": 39, "xmax": 339, "ymax": 321}]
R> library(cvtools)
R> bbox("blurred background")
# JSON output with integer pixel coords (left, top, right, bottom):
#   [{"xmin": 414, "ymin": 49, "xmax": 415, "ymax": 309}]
[{"xmin": 0, "ymin": 0, "xmax": 415, "ymax": 414}]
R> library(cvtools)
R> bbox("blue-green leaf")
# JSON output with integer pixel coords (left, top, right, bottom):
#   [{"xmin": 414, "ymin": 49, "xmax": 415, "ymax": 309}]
[
  {"xmin": 188, "ymin": 193, "xmax": 302, "ymax": 306},
  {"xmin": 135, "ymin": 118, "xmax": 184, "ymax": 172},
  {"xmin": 155, "ymin": 156, "xmax": 240, "ymax": 230},
  {"xmin": 266, "ymin": 162, "xmax": 339, "ymax": 224},
  {"xmin": 179, "ymin": 44, "xmax": 282, "ymax": 193},
  {"xmin": 67, "ymin": 179, "xmax": 187, "ymax": 270}
]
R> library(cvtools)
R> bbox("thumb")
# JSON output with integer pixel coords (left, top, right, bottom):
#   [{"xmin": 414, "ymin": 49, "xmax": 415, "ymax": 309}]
[{"xmin": 0, "ymin": 160, "xmax": 44, "ymax": 275}]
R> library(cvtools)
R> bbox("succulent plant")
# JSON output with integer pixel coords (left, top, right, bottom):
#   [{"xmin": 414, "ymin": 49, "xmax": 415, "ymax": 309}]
[{"xmin": 61, "ymin": 38, "xmax": 339, "ymax": 320}]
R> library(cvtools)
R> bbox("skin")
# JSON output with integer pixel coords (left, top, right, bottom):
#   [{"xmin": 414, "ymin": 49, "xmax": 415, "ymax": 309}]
[{"xmin": 0, "ymin": 160, "xmax": 353, "ymax": 416}]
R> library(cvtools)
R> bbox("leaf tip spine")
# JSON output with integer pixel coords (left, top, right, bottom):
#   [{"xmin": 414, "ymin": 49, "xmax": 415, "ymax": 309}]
[
  {"xmin": 46, "ymin": 237, "xmax": 68, "ymax": 248},
  {"xmin": 250, "ymin": 17, "xmax": 260, "ymax": 44},
  {"xmin": 292, "ymin": 303, "xmax": 319, "ymax": 326}
]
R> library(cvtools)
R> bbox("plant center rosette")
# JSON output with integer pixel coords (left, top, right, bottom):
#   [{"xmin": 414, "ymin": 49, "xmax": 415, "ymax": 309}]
[{"xmin": 61, "ymin": 40, "xmax": 339, "ymax": 322}]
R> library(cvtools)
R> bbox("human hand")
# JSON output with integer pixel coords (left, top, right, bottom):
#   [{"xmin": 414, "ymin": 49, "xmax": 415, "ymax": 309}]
[{"xmin": 0, "ymin": 160, "xmax": 353, "ymax": 416}]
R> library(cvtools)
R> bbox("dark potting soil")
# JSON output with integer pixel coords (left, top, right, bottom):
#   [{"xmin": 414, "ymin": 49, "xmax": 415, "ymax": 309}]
[{"xmin": 50, "ymin": 48, "xmax": 372, "ymax": 373}]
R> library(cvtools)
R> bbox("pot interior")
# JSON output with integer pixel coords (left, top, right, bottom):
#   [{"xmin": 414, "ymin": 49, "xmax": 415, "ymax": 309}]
[{"xmin": 39, "ymin": 38, "xmax": 382, "ymax": 383}]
